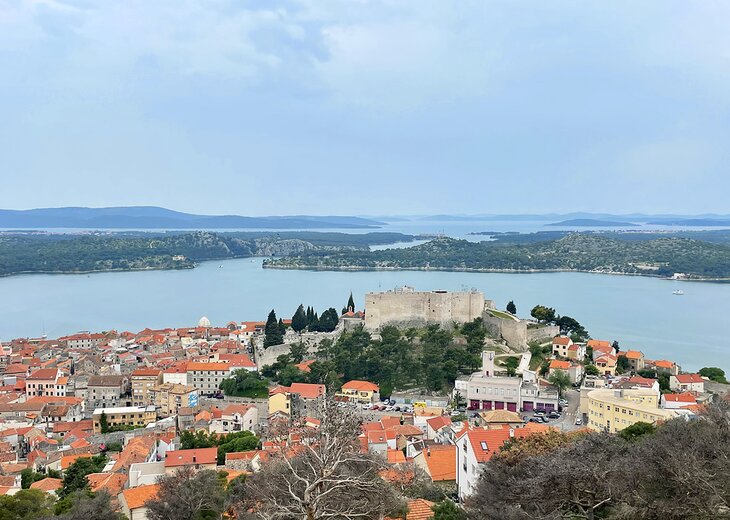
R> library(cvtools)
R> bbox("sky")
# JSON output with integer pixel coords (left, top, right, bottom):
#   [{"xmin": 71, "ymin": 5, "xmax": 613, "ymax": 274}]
[{"xmin": 1, "ymin": 0, "xmax": 729, "ymax": 216}]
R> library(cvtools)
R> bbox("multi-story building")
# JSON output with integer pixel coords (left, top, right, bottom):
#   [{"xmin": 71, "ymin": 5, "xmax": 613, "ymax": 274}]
[
  {"xmin": 595, "ymin": 353, "xmax": 617, "ymax": 376},
  {"xmin": 586, "ymin": 388, "xmax": 677, "ymax": 433},
  {"xmin": 209, "ymin": 404, "xmax": 258, "ymax": 434},
  {"xmin": 130, "ymin": 368, "xmax": 162, "ymax": 406},
  {"xmin": 621, "ymin": 350, "xmax": 645, "ymax": 372},
  {"xmin": 86, "ymin": 375, "xmax": 130, "ymax": 411},
  {"xmin": 466, "ymin": 351, "xmax": 522, "ymax": 412},
  {"xmin": 164, "ymin": 447, "xmax": 218, "ymax": 475},
  {"xmin": 335, "ymin": 380, "xmax": 380, "ymax": 404},
  {"xmin": 92, "ymin": 405, "xmax": 156, "ymax": 433},
  {"xmin": 552, "ymin": 336, "xmax": 573, "ymax": 357},
  {"xmin": 465, "ymin": 351, "xmax": 559, "ymax": 413},
  {"xmin": 548, "ymin": 360, "xmax": 584, "ymax": 384},
  {"xmin": 148, "ymin": 383, "xmax": 199, "ymax": 416},
  {"xmin": 669, "ymin": 373, "xmax": 705, "ymax": 393},
  {"xmin": 455, "ymin": 427, "xmax": 512, "ymax": 500},
  {"xmin": 268, "ymin": 382, "xmax": 326, "ymax": 418},
  {"xmin": 60, "ymin": 333, "xmax": 107, "ymax": 350},
  {"xmin": 653, "ymin": 360, "xmax": 680, "ymax": 376},
  {"xmin": 186, "ymin": 362, "xmax": 231, "ymax": 394},
  {"xmin": 26, "ymin": 369, "xmax": 67, "ymax": 397}
]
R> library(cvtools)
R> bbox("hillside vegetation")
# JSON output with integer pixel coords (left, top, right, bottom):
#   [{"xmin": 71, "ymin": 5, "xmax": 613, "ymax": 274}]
[
  {"xmin": 0, "ymin": 231, "xmax": 412, "ymax": 276},
  {"xmin": 264, "ymin": 234, "xmax": 730, "ymax": 279}
]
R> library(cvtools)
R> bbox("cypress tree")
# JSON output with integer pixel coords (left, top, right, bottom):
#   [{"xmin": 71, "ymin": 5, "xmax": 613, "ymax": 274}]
[
  {"xmin": 264, "ymin": 310, "xmax": 284, "ymax": 348},
  {"xmin": 292, "ymin": 304, "xmax": 307, "ymax": 333}
]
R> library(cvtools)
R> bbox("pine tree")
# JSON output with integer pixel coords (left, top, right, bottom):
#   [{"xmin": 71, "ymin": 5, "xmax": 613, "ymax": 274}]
[
  {"xmin": 291, "ymin": 304, "xmax": 307, "ymax": 333},
  {"xmin": 264, "ymin": 310, "xmax": 284, "ymax": 348},
  {"xmin": 506, "ymin": 300, "xmax": 517, "ymax": 315}
]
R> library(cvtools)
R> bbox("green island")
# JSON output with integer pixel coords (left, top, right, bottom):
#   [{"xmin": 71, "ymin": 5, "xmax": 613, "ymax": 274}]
[
  {"xmin": 263, "ymin": 233, "xmax": 730, "ymax": 280},
  {"xmin": 0, "ymin": 231, "xmax": 414, "ymax": 277}
]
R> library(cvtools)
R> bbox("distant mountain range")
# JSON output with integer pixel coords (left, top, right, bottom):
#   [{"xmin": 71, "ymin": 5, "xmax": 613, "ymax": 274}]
[
  {"xmin": 546, "ymin": 219, "xmax": 639, "ymax": 227},
  {"xmin": 0, "ymin": 207, "xmax": 384, "ymax": 230}
]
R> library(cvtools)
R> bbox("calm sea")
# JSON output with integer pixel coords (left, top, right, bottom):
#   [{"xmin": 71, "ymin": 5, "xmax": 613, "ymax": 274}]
[{"xmin": 0, "ymin": 256, "xmax": 727, "ymax": 373}]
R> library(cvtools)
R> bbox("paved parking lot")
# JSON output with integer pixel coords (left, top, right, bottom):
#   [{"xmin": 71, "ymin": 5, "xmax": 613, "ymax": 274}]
[{"xmin": 520, "ymin": 388, "xmax": 583, "ymax": 432}]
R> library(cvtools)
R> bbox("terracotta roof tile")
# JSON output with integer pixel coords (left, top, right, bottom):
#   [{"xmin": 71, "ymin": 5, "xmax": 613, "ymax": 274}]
[{"xmin": 121, "ymin": 483, "xmax": 159, "ymax": 510}]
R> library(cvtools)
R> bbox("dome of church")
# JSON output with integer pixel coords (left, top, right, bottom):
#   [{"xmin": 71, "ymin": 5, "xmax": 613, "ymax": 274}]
[{"xmin": 198, "ymin": 316, "xmax": 211, "ymax": 328}]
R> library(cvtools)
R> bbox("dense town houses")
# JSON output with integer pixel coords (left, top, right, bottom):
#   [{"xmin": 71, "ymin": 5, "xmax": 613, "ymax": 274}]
[{"xmin": 0, "ymin": 303, "xmax": 724, "ymax": 519}]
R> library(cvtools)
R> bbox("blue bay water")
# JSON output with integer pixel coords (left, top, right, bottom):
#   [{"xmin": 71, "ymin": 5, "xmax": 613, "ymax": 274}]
[{"xmin": 0, "ymin": 257, "xmax": 727, "ymax": 373}]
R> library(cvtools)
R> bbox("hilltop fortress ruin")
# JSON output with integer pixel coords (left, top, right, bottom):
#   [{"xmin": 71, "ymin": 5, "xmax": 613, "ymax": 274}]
[{"xmin": 364, "ymin": 286, "xmax": 558, "ymax": 351}]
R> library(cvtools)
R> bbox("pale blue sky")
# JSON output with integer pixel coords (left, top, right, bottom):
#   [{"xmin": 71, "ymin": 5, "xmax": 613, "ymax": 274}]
[{"xmin": 1, "ymin": 1, "xmax": 728, "ymax": 216}]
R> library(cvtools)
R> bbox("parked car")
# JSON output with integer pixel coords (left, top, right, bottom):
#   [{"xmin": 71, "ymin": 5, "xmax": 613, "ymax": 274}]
[
  {"xmin": 575, "ymin": 417, "xmax": 582, "ymax": 425},
  {"xmin": 533, "ymin": 410, "xmax": 546, "ymax": 416},
  {"xmin": 393, "ymin": 406, "xmax": 401, "ymax": 412},
  {"xmin": 548, "ymin": 411, "xmax": 561, "ymax": 419}
]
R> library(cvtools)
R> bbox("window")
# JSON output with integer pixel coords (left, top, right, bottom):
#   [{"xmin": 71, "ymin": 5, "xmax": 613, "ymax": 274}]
[{"xmin": 480, "ymin": 441, "xmax": 488, "ymax": 450}]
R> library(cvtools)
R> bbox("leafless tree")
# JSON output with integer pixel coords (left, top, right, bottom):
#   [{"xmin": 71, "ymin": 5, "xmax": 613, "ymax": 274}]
[
  {"xmin": 465, "ymin": 402, "xmax": 730, "ymax": 520},
  {"xmin": 240, "ymin": 398, "xmax": 403, "ymax": 520},
  {"xmin": 146, "ymin": 467, "xmax": 226, "ymax": 520}
]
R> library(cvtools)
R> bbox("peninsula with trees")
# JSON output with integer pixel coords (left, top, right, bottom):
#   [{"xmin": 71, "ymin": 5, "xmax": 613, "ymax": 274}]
[{"xmin": 264, "ymin": 233, "xmax": 730, "ymax": 280}]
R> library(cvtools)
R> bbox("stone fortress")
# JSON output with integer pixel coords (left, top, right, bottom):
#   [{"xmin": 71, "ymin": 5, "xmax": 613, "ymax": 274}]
[
  {"xmin": 364, "ymin": 286, "xmax": 558, "ymax": 351},
  {"xmin": 364, "ymin": 286, "xmax": 489, "ymax": 330}
]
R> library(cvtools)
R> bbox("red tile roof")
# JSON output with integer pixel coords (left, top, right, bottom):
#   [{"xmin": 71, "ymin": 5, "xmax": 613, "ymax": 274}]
[
  {"xmin": 30, "ymin": 477, "xmax": 63, "ymax": 492},
  {"xmin": 674, "ymin": 373, "xmax": 704, "ymax": 384},
  {"xmin": 549, "ymin": 360, "xmax": 571, "ymax": 370},
  {"xmin": 466, "ymin": 428, "xmax": 512, "ymax": 463},
  {"xmin": 121, "ymin": 483, "xmax": 159, "ymax": 510},
  {"xmin": 387, "ymin": 499, "xmax": 434, "ymax": 520},
  {"xmin": 164, "ymin": 447, "xmax": 218, "ymax": 468},
  {"xmin": 426, "ymin": 415, "xmax": 452, "ymax": 432},
  {"xmin": 341, "ymin": 380, "xmax": 380, "ymax": 392},
  {"xmin": 663, "ymin": 392, "xmax": 697, "ymax": 403},
  {"xmin": 27, "ymin": 368, "xmax": 59, "ymax": 380},
  {"xmin": 290, "ymin": 383, "xmax": 326, "ymax": 399},
  {"xmin": 421, "ymin": 445, "xmax": 456, "ymax": 481},
  {"xmin": 553, "ymin": 336, "xmax": 572, "ymax": 346}
]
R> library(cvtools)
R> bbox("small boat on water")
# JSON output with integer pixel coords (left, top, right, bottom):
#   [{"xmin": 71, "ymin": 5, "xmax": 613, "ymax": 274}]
[{"xmin": 672, "ymin": 290, "xmax": 684, "ymax": 295}]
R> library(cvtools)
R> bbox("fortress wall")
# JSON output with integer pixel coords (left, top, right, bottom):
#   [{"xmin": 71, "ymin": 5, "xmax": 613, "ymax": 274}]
[
  {"xmin": 526, "ymin": 325, "xmax": 561, "ymax": 344},
  {"xmin": 482, "ymin": 314, "xmax": 529, "ymax": 351},
  {"xmin": 364, "ymin": 290, "xmax": 485, "ymax": 330}
]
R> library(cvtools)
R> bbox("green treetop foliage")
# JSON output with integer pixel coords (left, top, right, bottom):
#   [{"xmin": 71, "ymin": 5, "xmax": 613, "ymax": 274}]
[
  {"xmin": 530, "ymin": 305, "xmax": 556, "ymax": 323},
  {"xmin": 219, "ymin": 369, "xmax": 269, "ymax": 398},
  {"xmin": 618, "ymin": 421, "xmax": 656, "ymax": 442},
  {"xmin": 547, "ymin": 370, "xmax": 571, "ymax": 395},
  {"xmin": 20, "ymin": 468, "xmax": 47, "ymax": 489},
  {"xmin": 291, "ymin": 304, "xmax": 307, "ymax": 333},
  {"xmin": 432, "ymin": 500, "xmax": 467, "ymax": 520},
  {"xmin": 99, "ymin": 411, "xmax": 109, "ymax": 434},
  {"xmin": 0, "ymin": 489, "xmax": 55, "ymax": 520},
  {"xmin": 59, "ymin": 455, "xmax": 107, "ymax": 498},
  {"xmin": 264, "ymin": 309, "xmax": 284, "ymax": 348},
  {"xmin": 585, "ymin": 364, "xmax": 600, "ymax": 376},
  {"xmin": 699, "ymin": 367, "xmax": 727, "ymax": 384},
  {"xmin": 289, "ymin": 342, "xmax": 308, "ymax": 364},
  {"xmin": 506, "ymin": 300, "xmax": 517, "ymax": 315},
  {"xmin": 181, "ymin": 430, "xmax": 260, "ymax": 465}
]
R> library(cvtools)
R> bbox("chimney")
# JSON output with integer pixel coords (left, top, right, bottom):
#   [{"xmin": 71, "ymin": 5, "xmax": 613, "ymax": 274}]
[
  {"xmin": 193, "ymin": 455, "xmax": 196, "ymax": 463},
  {"xmin": 427, "ymin": 447, "xmax": 431, "ymax": 457}
]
